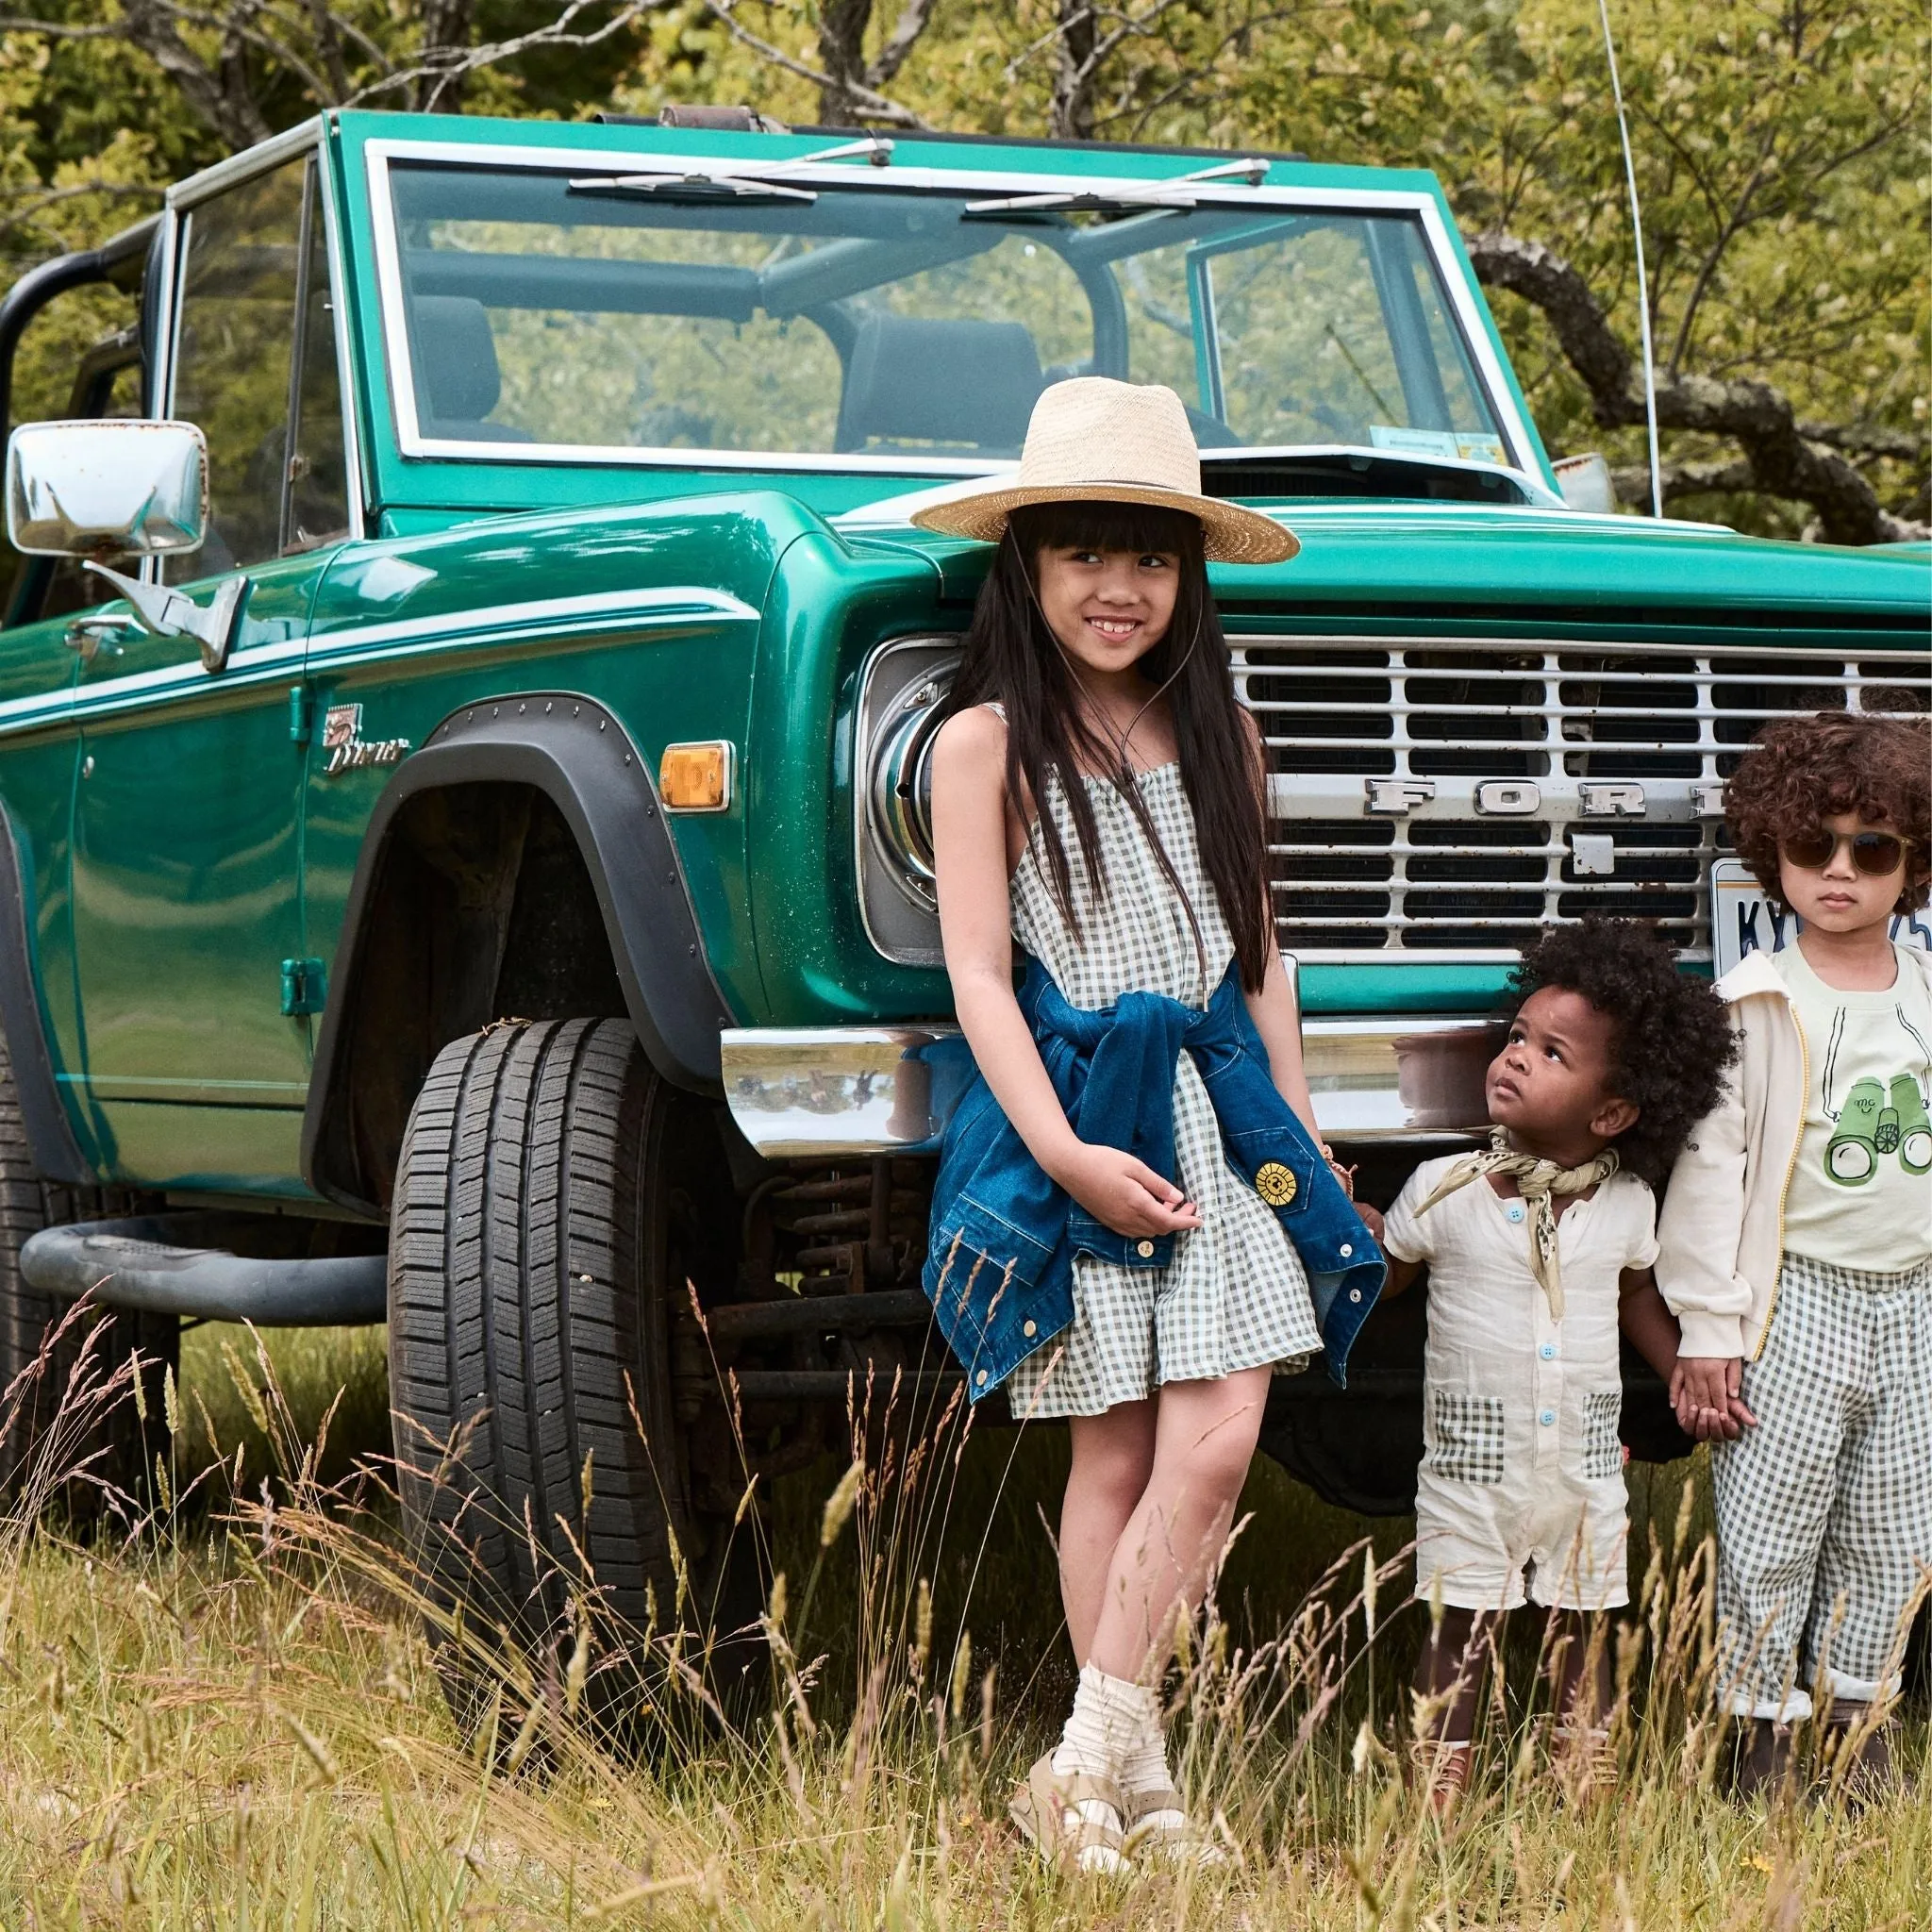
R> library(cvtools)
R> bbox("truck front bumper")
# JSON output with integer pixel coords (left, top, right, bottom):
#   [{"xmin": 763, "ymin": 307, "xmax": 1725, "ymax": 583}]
[{"xmin": 721, "ymin": 1016, "xmax": 1498, "ymax": 1158}]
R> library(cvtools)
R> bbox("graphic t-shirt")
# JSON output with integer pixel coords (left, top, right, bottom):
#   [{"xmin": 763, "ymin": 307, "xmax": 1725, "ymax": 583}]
[{"xmin": 1774, "ymin": 941, "xmax": 1932, "ymax": 1273}]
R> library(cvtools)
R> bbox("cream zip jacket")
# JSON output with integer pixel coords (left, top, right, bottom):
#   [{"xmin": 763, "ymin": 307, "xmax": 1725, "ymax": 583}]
[{"xmin": 1656, "ymin": 943, "xmax": 1932, "ymax": 1360}]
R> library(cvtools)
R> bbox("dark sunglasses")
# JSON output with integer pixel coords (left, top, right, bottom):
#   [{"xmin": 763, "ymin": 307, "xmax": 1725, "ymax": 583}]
[{"xmin": 1780, "ymin": 826, "xmax": 1912, "ymax": 876}]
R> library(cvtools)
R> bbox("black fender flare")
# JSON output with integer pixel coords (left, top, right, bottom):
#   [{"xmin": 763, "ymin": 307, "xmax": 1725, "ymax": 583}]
[
  {"xmin": 0, "ymin": 800, "xmax": 89, "ymax": 1184},
  {"xmin": 301, "ymin": 691, "xmax": 736, "ymax": 1206}
]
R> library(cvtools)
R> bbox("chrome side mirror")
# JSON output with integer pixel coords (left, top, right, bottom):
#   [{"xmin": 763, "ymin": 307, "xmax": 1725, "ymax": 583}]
[
  {"xmin": 8, "ymin": 420, "xmax": 244, "ymax": 672},
  {"xmin": 6, "ymin": 418, "xmax": 208, "ymax": 558},
  {"xmin": 1552, "ymin": 452, "xmax": 1616, "ymax": 513}
]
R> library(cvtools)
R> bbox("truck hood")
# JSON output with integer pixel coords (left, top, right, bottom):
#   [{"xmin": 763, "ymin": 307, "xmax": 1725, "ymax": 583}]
[{"xmin": 832, "ymin": 490, "xmax": 1932, "ymax": 621}]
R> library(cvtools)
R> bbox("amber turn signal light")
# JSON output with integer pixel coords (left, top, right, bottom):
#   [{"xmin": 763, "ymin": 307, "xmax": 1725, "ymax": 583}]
[{"xmin": 658, "ymin": 740, "xmax": 734, "ymax": 812}]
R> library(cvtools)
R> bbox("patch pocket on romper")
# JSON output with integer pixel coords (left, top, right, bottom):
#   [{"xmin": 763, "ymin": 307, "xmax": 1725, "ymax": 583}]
[
  {"xmin": 1582, "ymin": 1389, "xmax": 1623, "ymax": 1480},
  {"xmin": 1429, "ymin": 1392, "xmax": 1506, "ymax": 1487}
]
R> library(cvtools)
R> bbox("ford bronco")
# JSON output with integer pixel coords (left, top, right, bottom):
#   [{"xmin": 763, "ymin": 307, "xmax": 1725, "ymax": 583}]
[{"xmin": 0, "ymin": 108, "xmax": 1924, "ymax": 1664}]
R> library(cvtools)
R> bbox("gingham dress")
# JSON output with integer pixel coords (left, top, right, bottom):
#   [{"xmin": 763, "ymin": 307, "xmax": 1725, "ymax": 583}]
[{"xmin": 1001, "ymin": 758, "xmax": 1320, "ymax": 1419}]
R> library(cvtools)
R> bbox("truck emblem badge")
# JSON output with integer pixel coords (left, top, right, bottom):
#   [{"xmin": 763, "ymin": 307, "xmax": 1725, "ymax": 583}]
[
  {"xmin": 1474, "ymin": 780, "xmax": 1541, "ymax": 815},
  {"xmin": 322, "ymin": 703, "xmax": 411, "ymax": 775},
  {"xmin": 1365, "ymin": 778, "xmax": 1437, "ymax": 815},
  {"xmin": 1579, "ymin": 782, "xmax": 1646, "ymax": 816},
  {"xmin": 1254, "ymin": 1161, "xmax": 1298, "ymax": 1208}
]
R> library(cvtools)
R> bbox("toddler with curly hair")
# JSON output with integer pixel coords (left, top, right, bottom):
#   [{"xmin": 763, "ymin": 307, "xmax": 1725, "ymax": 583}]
[
  {"xmin": 1365, "ymin": 916, "xmax": 1737, "ymax": 1810},
  {"xmin": 1659, "ymin": 709, "xmax": 1931, "ymax": 1802}
]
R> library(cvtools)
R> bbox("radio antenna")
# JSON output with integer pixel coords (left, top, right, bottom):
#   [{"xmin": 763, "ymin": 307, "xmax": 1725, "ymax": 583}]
[{"xmin": 1596, "ymin": 0, "xmax": 1663, "ymax": 517}]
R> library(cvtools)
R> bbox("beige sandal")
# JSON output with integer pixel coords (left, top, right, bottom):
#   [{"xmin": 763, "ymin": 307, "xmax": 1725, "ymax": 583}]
[
  {"xmin": 1009, "ymin": 1753, "xmax": 1130, "ymax": 1875},
  {"xmin": 1121, "ymin": 1785, "xmax": 1232, "ymax": 1868},
  {"xmin": 1553, "ymin": 1722, "xmax": 1616, "ymax": 1805},
  {"xmin": 1410, "ymin": 1736, "xmax": 1474, "ymax": 1817}
]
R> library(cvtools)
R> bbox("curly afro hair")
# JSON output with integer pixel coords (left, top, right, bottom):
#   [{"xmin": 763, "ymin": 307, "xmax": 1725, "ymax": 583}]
[
  {"xmin": 1507, "ymin": 916, "xmax": 1737, "ymax": 1187},
  {"xmin": 1726, "ymin": 712, "xmax": 1930, "ymax": 918}
]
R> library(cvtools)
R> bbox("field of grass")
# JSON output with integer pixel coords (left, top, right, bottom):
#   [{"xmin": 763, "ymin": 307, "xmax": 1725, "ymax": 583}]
[{"xmin": 1, "ymin": 1317, "xmax": 1925, "ymax": 1928}]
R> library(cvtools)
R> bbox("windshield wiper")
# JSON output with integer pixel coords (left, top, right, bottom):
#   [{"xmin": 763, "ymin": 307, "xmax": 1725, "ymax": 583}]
[
  {"xmin": 961, "ymin": 157, "xmax": 1267, "ymax": 221},
  {"xmin": 570, "ymin": 136, "xmax": 892, "ymax": 208}
]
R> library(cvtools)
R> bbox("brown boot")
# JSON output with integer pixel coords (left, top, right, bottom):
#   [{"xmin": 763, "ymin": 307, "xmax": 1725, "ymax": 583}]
[
  {"xmin": 1728, "ymin": 1719, "xmax": 1796, "ymax": 1804},
  {"xmin": 1408, "ymin": 1736, "xmax": 1474, "ymax": 1819},
  {"xmin": 1820, "ymin": 1702, "xmax": 1900, "ymax": 1807}
]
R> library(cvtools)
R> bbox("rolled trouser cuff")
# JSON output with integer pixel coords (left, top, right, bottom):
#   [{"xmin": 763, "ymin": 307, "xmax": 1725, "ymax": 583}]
[
  {"xmin": 1722, "ymin": 1685, "xmax": 1814, "ymax": 1724},
  {"xmin": 1822, "ymin": 1665, "xmax": 1901, "ymax": 1706}
]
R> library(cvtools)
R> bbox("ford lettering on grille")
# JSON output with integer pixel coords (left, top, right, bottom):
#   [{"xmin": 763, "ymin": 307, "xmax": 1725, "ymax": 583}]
[{"xmin": 1238, "ymin": 634, "xmax": 1930, "ymax": 961}]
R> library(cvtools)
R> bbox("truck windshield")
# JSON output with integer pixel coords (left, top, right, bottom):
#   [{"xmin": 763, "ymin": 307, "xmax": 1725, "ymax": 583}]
[{"xmin": 383, "ymin": 159, "xmax": 1507, "ymax": 467}]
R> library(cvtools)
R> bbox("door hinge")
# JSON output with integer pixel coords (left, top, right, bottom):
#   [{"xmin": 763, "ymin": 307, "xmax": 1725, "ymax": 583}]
[
  {"xmin": 279, "ymin": 958, "xmax": 326, "ymax": 1017},
  {"xmin": 289, "ymin": 684, "xmax": 312, "ymax": 744}
]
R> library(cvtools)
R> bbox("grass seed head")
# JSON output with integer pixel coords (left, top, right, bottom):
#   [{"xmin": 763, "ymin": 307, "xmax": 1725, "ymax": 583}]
[{"xmin": 820, "ymin": 1457, "xmax": 864, "ymax": 1549}]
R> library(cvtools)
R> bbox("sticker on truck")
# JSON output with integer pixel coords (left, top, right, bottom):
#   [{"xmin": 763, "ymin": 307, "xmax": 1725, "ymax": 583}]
[{"xmin": 1710, "ymin": 857, "xmax": 1932, "ymax": 977}]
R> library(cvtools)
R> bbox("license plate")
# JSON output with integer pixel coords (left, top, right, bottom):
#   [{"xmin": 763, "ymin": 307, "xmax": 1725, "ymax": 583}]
[{"xmin": 1710, "ymin": 858, "xmax": 1932, "ymax": 977}]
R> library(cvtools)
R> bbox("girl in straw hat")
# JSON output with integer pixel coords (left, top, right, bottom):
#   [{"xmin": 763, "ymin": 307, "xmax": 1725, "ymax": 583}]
[{"xmin": 915, "ymin": 378, "xmax": 1384, "ymax": 1873}]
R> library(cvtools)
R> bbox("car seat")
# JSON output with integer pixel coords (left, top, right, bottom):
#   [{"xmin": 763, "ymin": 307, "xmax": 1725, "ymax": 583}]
[
  {"xmin": 833, "ymin": 312, "xmax": 1042, "ymax": 457},
  {"xmin": 407, "ymin": 294, "xmax": 534, "ymax": 442}
]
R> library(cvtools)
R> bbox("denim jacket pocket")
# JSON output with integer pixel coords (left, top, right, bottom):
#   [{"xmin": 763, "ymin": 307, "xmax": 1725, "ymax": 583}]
[
  {"xmin": 1218, "ymin": 1128, "xmax": 1321, "ymax": 1218},
  {"xmin": 928, "ymin": 1193, "xmax": 1054, "ymax": 1320},
  {"xmin": 924, "ymin": 1194, "xmax": 1069, "ymax": 1397}
]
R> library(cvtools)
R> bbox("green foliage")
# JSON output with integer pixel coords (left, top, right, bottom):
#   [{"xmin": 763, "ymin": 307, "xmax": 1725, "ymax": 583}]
[
  {"xmin": 2, "ymin": 0, "xmax": 1924, "ymax": 534},
  {"xmin": 619, "ymin": 0, "xmax": 1927, "ymax": 532}
]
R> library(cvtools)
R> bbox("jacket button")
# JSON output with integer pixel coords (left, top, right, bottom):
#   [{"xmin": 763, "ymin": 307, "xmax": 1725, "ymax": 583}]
[
  {"xmin": 1348, "ymin": 1288, "xmax": 1361, "ymax": 1303},
  {"xmin": 1340, "ymin": 1242, "xmax": 1353, "ymax": 1258},
  {"xmin": 1136, "ymin": 1239, "xmax": 1155, "ymax": 1258},
  {"xmin": 975, "ymin": 1370, "xmax": 988, "ymax": 1386},
  {"xmin": 1023, "ymin": 1320, "xmax": 1037, "ymax": 1338}
]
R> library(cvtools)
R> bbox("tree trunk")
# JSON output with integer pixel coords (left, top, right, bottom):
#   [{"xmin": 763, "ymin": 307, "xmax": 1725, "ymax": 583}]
[
  {"xmin": 1050, "ymin": 0, "xmax": 1097, "ymax": 140},
  {"xmin": 818, "ymin": 0, "xmax": 876, "ymax": 126},
  {"xmin": 417, "ymin": 0, "xmax": 477, "ymax": 111}
]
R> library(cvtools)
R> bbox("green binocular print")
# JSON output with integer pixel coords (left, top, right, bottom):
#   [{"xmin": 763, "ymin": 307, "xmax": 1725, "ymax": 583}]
[{"xmin": 1826, "ymin": 1074, "xmax": 1932, "ymax": 1184}]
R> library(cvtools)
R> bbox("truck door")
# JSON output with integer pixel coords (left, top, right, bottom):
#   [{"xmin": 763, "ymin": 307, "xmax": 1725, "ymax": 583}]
[
  {"xmin": 0, "ymin": 308, "xmax": 149, "ymax": 1170},
  {"xmin": 70, "ymin": 147, "xmax": 350, "ymax": 1187}
]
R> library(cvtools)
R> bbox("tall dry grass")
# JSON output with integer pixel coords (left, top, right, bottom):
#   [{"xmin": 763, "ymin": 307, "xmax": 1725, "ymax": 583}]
[{"xmin": 0, "ymin": 1306, "xmax": 1924, "ymax": 1928}]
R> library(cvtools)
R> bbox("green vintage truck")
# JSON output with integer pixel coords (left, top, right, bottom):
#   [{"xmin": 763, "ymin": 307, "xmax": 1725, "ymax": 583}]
[{"xmin": 0, "ymin": 108, "xmax": 1924, "ymax": 1657}]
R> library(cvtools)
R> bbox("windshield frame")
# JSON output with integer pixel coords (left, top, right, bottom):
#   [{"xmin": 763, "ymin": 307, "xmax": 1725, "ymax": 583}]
[{"xmin": 364, "ymin": 135, "xmax": 1541, "ymax": 481}]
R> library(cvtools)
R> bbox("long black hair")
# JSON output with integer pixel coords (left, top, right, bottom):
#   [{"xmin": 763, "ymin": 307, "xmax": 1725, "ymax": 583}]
[{"xmin": 941, "ymin": 497, "xmax": 1274, "ymax": 993}]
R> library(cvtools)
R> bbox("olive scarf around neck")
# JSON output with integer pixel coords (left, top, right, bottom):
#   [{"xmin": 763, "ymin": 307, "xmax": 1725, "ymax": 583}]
[{"xmin": 1415, "ymin": 1129, "xmax": 1619, "ymax": 1321}]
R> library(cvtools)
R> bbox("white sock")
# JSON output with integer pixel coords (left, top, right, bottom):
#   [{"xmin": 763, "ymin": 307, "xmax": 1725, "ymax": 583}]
[
  {"xmin": 1117, "ymin": 1695, "xmax": 1182, "ymax": 1810},
  {"xmin": 1050, "ymin": 1664, "xmax": 1142, "ymax": 1794}
]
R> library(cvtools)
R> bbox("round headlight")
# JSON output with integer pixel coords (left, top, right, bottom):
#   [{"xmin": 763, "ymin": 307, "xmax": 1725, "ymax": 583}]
[{"xmin": 867, "ymin": 672, "xmax": 950, "ymax": 909}]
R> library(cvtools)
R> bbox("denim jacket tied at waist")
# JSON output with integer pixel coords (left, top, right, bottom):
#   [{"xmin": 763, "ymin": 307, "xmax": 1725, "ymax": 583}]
[{"xmin": 922, "ymin": 955, "xmax": 1386, "ymax": 1400}]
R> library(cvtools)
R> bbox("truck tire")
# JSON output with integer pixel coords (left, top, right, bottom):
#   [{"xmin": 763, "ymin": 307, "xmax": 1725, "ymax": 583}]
[
  {"xmin": 388, "ymin": 1017, "xmax": 757, "ymax": 1729},
  {"xmin": 0, "ymin": 1029, "xmax": 175, "ymax": 1510}
]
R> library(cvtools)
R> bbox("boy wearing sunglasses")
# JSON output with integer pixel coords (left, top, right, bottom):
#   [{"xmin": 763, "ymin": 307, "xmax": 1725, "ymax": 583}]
[{"xmin": 1658, "ymin": 710, "xmax": 1931, "ymax": 1801}]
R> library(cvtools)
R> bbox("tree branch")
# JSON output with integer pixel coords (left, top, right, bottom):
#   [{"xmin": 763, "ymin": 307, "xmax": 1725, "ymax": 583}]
[
  {"xmin": 1798, "ymin": 421, "xmax": 1927, "ymax": 465},
  {"xmin": 697, "ymin": 0, "xmax": 929, "ymax": 126},
  {"xmin": 1466, "ymin": 229, "xmax": 1928, "ymax": 544},
  {"xmin": 868, "ymin": 0, "xmax": 937, "ymax": 89},
  {"xmin": 348, "ymin": 0, "xmax": 659, "ymax": 110},
  {"xmin": 1609, "ymin": 456, "xmax": 1756, "ymax": 507},
  {"xmin": 0, "ymin": 15, "xmax": 116, "ymax": 36}
]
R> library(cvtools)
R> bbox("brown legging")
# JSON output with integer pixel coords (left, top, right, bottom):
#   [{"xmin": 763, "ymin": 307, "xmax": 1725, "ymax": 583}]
[{"xmin": 1414, "ymin": 1603, "xmax": 1613, "ymax": 1748}]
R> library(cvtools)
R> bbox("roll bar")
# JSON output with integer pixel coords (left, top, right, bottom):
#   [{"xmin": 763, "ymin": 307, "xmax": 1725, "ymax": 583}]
[{"xmin": 0, "ymin": 216, "xmax": 158, "ymax": 442}]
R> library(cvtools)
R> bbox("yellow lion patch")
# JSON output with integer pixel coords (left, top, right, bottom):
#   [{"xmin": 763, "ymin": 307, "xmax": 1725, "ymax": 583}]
[{"xmin": 1254, "ymin": 1161, "xmax": 1298, "ymax": 1208}]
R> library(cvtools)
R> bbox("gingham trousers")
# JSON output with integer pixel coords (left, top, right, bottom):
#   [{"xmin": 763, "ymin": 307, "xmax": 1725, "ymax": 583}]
[{"xmin": 1711, "ymin": 1251, "xmax": 1932, "ymax": 1720}]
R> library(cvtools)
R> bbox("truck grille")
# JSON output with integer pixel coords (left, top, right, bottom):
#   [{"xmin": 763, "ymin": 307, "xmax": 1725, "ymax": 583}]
[{"xmin": 1235, "ymin": 633, "xmax": 1930, "ymax": 959}]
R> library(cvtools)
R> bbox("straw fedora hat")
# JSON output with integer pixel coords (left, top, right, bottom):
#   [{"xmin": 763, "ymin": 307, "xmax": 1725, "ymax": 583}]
[{"xmin": 909, "ymin": 377, "xmax": 1298, "ymax": 565}]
